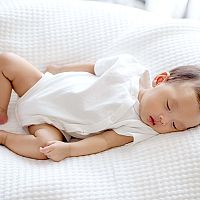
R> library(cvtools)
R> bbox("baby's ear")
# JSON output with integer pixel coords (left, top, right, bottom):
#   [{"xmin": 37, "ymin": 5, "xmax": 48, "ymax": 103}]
[{"xmin": 152, "ymin": 71, "xmax": 170, "ymax": 87}]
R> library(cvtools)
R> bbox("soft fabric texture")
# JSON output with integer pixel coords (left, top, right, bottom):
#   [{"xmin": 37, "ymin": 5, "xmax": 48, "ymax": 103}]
[
  {"xmin": 0, "ymin": 0, "xmax": 200, "ymax": 200},
  {"xmin": 16, "ymin": 54, "xmax": 157, "ymax": 143}
]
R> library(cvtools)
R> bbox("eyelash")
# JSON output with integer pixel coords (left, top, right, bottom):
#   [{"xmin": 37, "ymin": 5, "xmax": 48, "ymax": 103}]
[
  {"xmin": 172, "ymin": 122, "xmax": 177, "ymax": 130},
  {"xmin": 166, "ymin": 100, "xmax": 171, "ymax": 111},
  {"xmin": 166, "ymin": 100, "xmax": 177, "ymax": 129}
]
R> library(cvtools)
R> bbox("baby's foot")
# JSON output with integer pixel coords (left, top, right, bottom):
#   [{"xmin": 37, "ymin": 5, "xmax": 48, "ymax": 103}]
[
  {"xmin": 45, "ymin": 65, "xmax": 59, "ymax": 74},
  {"xmin": 0, "ymin": 107, "xmax": 8, "ymax": 124},
  {"xmin": 0, "ymin": 130, "xmax": 8, "ymax": 145}
]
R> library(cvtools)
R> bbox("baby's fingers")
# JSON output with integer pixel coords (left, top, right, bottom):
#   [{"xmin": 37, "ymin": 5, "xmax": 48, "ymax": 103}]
[
  {"xmin": 40, "ymin": 141, "xmax": 57, "ymax": 154},
  {"xmin": 40, "ymin": 146, "xmax": 53, "ymax": 154}
]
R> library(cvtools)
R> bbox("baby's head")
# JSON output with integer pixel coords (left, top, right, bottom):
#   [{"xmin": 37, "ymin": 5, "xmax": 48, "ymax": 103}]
[{"xmin": 139, "ymin": 65, "xmax": 200, "ymax": 133}]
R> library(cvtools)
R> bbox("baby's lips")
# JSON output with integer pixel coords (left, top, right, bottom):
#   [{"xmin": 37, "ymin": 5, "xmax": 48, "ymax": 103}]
[{"xmin": 149, "ymin": 116, "xmax": 156, "ymax": 125}]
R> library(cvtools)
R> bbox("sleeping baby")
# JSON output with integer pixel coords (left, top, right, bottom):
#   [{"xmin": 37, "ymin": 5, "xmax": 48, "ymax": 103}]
[{"xmin": 0, "ymin": 52, "xmax": 199, "ymax": 161}]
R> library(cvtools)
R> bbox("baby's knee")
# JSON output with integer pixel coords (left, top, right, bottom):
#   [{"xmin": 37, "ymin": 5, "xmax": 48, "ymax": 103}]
[
  {"xmin": 0, "ymin": 52, "xmax": 15, "ymax": 66},
  {"xmin": 31, "ymin": 130, "xmax": 51, "ymax": 159},
  {"xmin": 35, "ymin": 131, "xmax": 50, "ymax": 147},
  {"xmin": 34, "ymin": 137, "xmax": 49, "ymax": 160}
]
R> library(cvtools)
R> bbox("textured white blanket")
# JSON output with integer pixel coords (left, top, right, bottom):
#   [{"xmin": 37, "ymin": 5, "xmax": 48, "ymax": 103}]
[{"xmin": 0, "ymin": 0, "xmax": 200, "ymax": 200}]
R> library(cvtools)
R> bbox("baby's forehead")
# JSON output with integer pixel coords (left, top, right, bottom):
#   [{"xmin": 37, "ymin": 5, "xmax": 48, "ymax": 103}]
[
  {"xmin": 170, "ymin": 83, "xmax": 200, "ymax": 115},
  {"xmin": 172, "ymin": 82, "xmax": 199, "ymax": 100},
  {"xmin": 167, "ymin": 82, "xmax": 196, "ymax": 95},
  {"xmin": 165, "ymin": 82, "xmax": 199, "ymax": 108},
  {"xmin": 174, "ymin": 90, "xmax": 200, "ymax": 128}
]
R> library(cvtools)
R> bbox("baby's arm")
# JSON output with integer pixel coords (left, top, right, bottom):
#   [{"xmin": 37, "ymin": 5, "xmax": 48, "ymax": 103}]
[
  {"xmin": 40, "ymin": 130, "xmax": 133, "ymax": 161},
  {"xmin": 46, "ymin": 63, "xmax": 95, "ymax": 75}
]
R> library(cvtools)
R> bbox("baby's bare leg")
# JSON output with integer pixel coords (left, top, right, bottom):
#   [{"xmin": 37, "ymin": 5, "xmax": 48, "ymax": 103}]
[
  {"xmin": 0, "ymin": 52, "xmax": 42, "ymax": 124},
  {"xmin": 0, "ymin": 124, "xmax": 64, "ymax": 160}
]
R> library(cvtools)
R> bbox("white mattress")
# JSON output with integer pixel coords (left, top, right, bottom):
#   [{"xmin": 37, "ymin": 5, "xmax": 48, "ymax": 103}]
[{"xmin": 0, "ymin": 0, "xmax": 200, "ymax": 199}]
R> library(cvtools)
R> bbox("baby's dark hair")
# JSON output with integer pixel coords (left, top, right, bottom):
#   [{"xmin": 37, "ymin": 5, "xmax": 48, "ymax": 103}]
[{"xmin": 167, "ymin": 65, "xmax": 200, "ymax": 104}]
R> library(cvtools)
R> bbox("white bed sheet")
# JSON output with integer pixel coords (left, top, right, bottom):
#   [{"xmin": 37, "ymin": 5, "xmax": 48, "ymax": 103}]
[{"xmin": 0, "ymin": 0, "xmax": 200, "ymax": 199}]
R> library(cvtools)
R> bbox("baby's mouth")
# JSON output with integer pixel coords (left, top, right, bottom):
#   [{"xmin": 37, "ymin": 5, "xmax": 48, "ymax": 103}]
[{"xmin": 149, "ymin": 116, "xmax": 155, "ymax": 125}]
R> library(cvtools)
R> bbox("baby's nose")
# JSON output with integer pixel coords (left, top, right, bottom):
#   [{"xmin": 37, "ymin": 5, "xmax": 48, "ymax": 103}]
[{"xmin": 159, "ymin": 115, "xmax": 169, "ymax": 126}]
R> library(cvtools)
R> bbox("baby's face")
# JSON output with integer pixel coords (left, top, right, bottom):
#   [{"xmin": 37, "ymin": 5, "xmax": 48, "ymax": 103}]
[{"xmin": 139, "ymin": 82, "xmax": 200, "ymax": 133}]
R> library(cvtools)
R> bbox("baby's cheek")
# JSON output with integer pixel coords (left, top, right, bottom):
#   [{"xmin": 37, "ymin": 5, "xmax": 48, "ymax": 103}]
[{"xmin": 154, "ymin": 125, "xmax": 173, "ymax": 134}]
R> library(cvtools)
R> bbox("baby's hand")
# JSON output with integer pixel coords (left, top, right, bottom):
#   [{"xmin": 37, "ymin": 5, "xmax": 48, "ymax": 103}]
[
  {"xmin": 40, "ymin": 141, "xmax": 70, "ymax": 162},
  {"xmin": 45, "ymin": 65, "xmax": 59, "ymax": 74}
]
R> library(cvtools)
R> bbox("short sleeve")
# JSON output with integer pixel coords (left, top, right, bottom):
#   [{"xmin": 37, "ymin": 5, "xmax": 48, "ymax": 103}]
[
  {"xmin": 113, "ymin": 122, "xmax": 158, "ymax": 144},
  {"xmin": 94, "ymin": 54, "xmax": 139, "ymax": 77}
]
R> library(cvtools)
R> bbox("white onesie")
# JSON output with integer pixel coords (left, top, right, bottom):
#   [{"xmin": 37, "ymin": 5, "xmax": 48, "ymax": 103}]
[{"xmin": 15, "ymin": 54, "xmax": 158, "ymax": 143}]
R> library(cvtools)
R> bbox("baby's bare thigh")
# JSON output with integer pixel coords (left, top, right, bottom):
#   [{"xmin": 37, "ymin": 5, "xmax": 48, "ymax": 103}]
[
  {"xmin": 0, "ymin": 52, "xmax": 42, "ymax": 97},
  {"xmin": 28, "ymin": 123, "xmax": 64, "ymax": 141}
]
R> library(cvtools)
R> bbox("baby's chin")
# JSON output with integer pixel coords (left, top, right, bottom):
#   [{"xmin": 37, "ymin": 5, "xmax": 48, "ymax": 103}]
[{"xmin": 151, "ymin": 126, "xmax": 172, "ymax": 134}]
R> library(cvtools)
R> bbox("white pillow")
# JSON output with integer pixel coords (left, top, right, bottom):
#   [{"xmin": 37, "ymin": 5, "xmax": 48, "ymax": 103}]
[{"xmin": 0, "ymin": 1, "xmax": 200, "ymax": 200}]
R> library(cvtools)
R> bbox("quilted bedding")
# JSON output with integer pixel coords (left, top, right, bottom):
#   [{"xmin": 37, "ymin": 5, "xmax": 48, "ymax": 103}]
[{"xmin": 0, "ymin": 0, "xmax": 200, "ymax": 199}]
